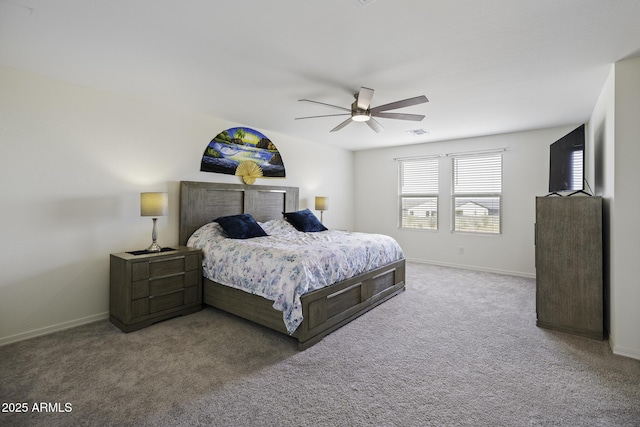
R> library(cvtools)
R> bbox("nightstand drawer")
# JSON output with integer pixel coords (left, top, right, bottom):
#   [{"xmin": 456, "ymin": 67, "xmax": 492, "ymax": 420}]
[
  {"xmin": 149, "ymin": 291, "xmax": 184, "ymax": 313},
  {"xmin": 131, "ymin": 280, "xmax": 149, "ymax": 299},
  {"xmin": 131, "ymin": 290, "xmax": 186, "ymax": 319},
  {"xmin": 132, "ymin": 272, "xmax": 195, "ymax": 299},
  {"xmin": 132, "ymin": 262, "xmax": 149, "ymax": 282},
  {"xmin": 131, "ymin": 298, "xmax": 149, "ymax": 319},
  {"xmin": 150, "ymin": 274, "xmax": 185, "ymax": 296},
  {"xmin": 149, "ymin": 257, "xmax": 187, "ymax": 278},
  {"xmin": 185, "ymin": 285, "xmax": 199, "ymax": 304},
  {"xmin": 185, "ymin": 254, "xmax": 199, "ymax": 272},
  {"xmin": 185, "ymin": 270, "xmax": 199, "ymax": 287}
]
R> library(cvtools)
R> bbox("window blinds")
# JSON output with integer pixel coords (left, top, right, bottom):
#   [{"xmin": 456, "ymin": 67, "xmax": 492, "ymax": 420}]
[
  {"xmin": 398, "ymin": 157, "xmax": 439, "ymax": 230},
  {"xmin": 451, "ymin": 153, "xmax": 502, "ymax": 234}
]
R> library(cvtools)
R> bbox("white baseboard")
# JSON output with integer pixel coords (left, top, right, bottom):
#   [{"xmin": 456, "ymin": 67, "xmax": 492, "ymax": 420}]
[
  {"xmin": 0, "ymin": 312, "xmax": 109, "ymax": 347},
  {"xmin": 612, "ymin": 344, "xmax": 640, "ymax": 361},
  {"xmin": 406, "ymin": 258, "xmax": 536, "ymax": 279}
]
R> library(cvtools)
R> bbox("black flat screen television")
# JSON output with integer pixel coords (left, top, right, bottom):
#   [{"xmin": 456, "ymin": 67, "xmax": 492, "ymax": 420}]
[{"xmin": 549, "ymin": 124, "xmax": 585, "ymax": 194}]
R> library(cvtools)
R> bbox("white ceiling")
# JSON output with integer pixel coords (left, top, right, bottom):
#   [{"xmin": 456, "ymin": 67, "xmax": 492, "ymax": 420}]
[{"xmin": 2, "ymin": 0, "xmax": 640, "ymax": 151}]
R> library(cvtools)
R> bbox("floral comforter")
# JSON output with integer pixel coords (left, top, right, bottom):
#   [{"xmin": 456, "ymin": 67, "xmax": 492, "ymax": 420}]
[{"xmin": 186, "ymin": 219, "xmax": 405, "ymax": 334}]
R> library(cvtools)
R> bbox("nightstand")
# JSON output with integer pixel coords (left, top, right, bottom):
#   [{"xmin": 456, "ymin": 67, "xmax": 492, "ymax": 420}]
[{"xmin": 109, "ymin": 246, "xmax": 202, "ymax": 332}]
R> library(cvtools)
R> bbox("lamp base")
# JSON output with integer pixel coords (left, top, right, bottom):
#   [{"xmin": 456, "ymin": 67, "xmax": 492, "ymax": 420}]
[
  {"xmin": 147, "ymin": 217, "xmax": 162, "ymax": 252},
  {"xmin": 146, "ymin": 242, "xmax": 162, "ymax": 252}
]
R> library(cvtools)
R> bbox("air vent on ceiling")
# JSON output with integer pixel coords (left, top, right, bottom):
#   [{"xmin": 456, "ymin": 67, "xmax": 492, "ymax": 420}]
[
  {"xmin": 357, "ymin": 0, "xmax": 378, "ymax": 6},
  {"xmin": 407, "ymin": 129, "xmax": 430, "ymax": 136}
]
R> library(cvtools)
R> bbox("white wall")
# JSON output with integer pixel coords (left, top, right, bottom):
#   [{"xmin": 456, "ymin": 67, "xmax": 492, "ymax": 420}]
[
  {"xmin": 0, "ymin": 67, "xmax": 354, "ymax": 344},
  {"xmin": 588, "ymin": 57, "xmax": 640, "ymax": 360},
  {"xmin": 588, "ymin": 66, "xmax": 615, "ymax": 346},
  {"xmin": 354, "ymin": 126, "xmax": 579, "ymax": 277},
  {"xmin": 611, "ymin": 57, "xmax": 640, "ymax": 359}
]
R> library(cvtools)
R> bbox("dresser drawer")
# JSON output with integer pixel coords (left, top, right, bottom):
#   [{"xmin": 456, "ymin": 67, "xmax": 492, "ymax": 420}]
[
  {"xmin": 150, "ymin": 291, "xmax": 184, "ymax": 313},
  {"xmin": 149, "ymin": 257, "xmax": 186, "ymax": 278},
  {"xmin": 132, "ymin": 262, "xmax": 149, "ymax": 282},
  {"xmin": 131, "ymin": 253, "xmax": 200, "ymax": 280},
  {"xmin": 150, "ymin": 274, "xmax": 185, "ymax": 296},
  {"xmin": 185, "ymin": 254, "xmax": 199, "ymax": 272},
  {"xmin": 131, "ymin": 290, "xmax": 185, "ymax": 318},
  {"xmin": 131, "ymin": 289, "xmax": 186, "ymax": 319},
  {"xmin": 131, "ymin": 279, "xmax": 149, "ymax": 299},
  {"xmin": 185, "ymin": 270, "xmax": 199, "ymax": 287},
  {"xmin": 131, "ymin": 298, "xmax": 149, "ymax": 319},
  {"xmin": 185, "ymin": 285, "xmax": 199, "ymax": 305}
]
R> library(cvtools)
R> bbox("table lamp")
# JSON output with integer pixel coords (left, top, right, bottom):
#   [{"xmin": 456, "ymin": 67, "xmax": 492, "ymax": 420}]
[
  {"xmin": 140, "ymin": 192, "xmax": 168, "ymax": 252},
  {"xmin": 315, "ymin": 196, "xmax": 328, "ymax": 222}
]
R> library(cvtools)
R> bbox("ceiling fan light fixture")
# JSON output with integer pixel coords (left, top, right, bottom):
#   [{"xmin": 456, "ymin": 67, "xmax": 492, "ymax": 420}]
[
  {"xmin": 352, "ymin": 112, "xmax": 370, "ymax": 122},
  {"xmin": 296, "ymin": 87, "xmax": 428, "ymax": 133}
]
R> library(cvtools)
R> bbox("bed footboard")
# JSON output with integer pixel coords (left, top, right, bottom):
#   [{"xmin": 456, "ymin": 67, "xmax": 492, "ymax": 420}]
[
  {"xmin": 296, "ymin": 258, "xmax": 406, "ymax": 349},
  {"xmin": 203, "ymin": 259, "xmax": 406, "ymax": 350}
]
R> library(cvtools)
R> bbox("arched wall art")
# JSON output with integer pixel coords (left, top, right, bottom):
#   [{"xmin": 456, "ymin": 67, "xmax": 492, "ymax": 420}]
[{"xmin": 200, "ymin": 127, "xmax": 286, "ymax": 184}]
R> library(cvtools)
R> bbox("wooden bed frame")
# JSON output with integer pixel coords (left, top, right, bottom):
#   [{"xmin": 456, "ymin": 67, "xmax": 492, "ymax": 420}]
[{"xmin": 179, "ymin": 181, "xmax": 406, "ymax": 349}]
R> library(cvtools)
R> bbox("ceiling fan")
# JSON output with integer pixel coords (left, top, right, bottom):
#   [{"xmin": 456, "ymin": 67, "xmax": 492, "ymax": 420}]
[{"xmin": 295, "ymin": 87, "xmax": 428, "ymax": 133}]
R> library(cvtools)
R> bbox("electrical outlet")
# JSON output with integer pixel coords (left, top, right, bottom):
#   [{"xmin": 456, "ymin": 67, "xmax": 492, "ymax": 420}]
[{"xmin": 458, "ymin": 247, "xmax": 464, "ymax": 255}]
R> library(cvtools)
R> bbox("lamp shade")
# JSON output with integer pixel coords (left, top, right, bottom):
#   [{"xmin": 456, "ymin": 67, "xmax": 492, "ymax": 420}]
[
  {"xmin": 140, "ymin": 192, "xmax": 168, "ymax": 217},
  {"xmin": 315, "ymin": 196, "xmax": 328, "ymax": 211}
]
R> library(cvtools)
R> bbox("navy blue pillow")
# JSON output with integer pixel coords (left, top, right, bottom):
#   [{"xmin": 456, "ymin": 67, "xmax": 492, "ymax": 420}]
[
  {"xmin": 214, "ymin": 214, "xmax": 268, "ymax": 239},
  {"xmin": 283, "ymin": 209, "xmax": 327, "ymax": 232}
]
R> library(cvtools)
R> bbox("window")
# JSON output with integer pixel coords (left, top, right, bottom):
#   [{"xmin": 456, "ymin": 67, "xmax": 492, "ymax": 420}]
[
  {"xmin": 452, "ymin": 153, "xmax": 502, "ymax": 234},
  {"xmin": 398, "ymin": 157, "xmax": 439, "ymax": 230},
  {"xmin": 571, "ymin": 149, "xmax": 584, "ymax": 190}
]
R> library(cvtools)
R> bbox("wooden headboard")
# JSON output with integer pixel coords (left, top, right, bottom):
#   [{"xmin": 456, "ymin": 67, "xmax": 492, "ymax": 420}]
[{"xmin": 179, "ymin": 181, "xmax": 299, "ymax": 245}]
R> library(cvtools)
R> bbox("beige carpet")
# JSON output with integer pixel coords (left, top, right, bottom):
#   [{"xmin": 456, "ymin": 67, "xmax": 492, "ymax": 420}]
[{"xmin": 1, "ymin": 262, "xmax": 639, "ymax": 427}]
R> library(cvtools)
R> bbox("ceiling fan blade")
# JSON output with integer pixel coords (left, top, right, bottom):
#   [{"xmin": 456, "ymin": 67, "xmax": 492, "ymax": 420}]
[
  {"xmin": 366, "ymin": 118, "xmax": 384, "ymax": 133},
  {"xmin": 330, "ymin": 118, "xmax": 353, "ymax": 132},
  {"xmin": 356, "ymin": 87, "xmax": 375, "ymax": 110},
  {"xmin": 295, "ymin": 113, "xmax": 350, "ymax": 120},
  {"xmin": 299, "ymin": 99, "xmax": 351, "ymax": 112},
  {"xmin": 369, "ymin": 95, "xmax": 429, "ymax": 113},
  {"xmin": 371, "ymin": 112, "xmax": 425, "ymax": 121}
]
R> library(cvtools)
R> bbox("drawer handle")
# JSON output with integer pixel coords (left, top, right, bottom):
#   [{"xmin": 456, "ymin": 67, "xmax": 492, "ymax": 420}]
[
  {"xmin": 327, "ymin": 283, "xmax": 360, "ymax": 299},
  {"xmin": 149, "ymin": 289, "xmax": 185, "ymax": 299},
  {"xmin": 149, "ymin": 272, "xmax": 185, "ymax": 281},
  {"xmin": 149, "ymin": 255, "xmax": 185, "ymax": 264}
]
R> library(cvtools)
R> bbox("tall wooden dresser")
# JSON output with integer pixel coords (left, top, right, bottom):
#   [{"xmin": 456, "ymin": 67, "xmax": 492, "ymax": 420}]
[
  {"xmin": 110, "ymin": 246, "xmax": 202, "ymax": 332},
  {"xmin": 535, "ymin": 196, "xmax": 604, "ymax": 340}
]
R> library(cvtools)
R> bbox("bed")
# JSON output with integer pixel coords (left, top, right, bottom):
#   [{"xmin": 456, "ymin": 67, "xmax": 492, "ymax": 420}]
[{"xmin": 179, "ymin": 181, "xmax": 406, "ymax": 349}]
